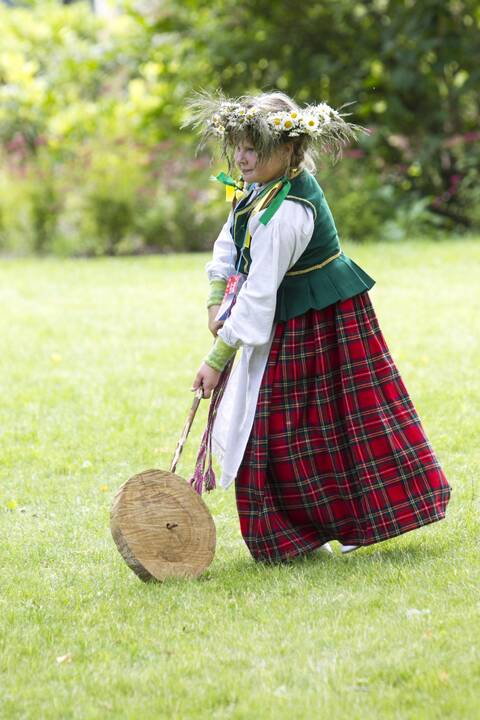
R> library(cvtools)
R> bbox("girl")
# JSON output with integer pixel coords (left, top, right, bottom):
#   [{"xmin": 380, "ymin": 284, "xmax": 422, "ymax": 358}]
[{"xmin": 185, "ymin": 90, "xmax": 451, "ymax": 563}]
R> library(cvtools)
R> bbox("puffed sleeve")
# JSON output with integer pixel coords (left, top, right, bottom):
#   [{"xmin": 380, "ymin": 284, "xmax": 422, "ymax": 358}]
[
  {"xmin": 216, "ymin": 199, "xmax": 315, "ymax": 349},
  {"xmin": 205, "ymin": 209, "xmax": 236, "ymax": 281}
]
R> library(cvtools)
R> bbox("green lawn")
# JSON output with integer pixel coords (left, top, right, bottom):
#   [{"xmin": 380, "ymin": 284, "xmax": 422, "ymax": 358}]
[{"xmin": 1, "ymin": 239, "xmax": 479, "ymax": 720}]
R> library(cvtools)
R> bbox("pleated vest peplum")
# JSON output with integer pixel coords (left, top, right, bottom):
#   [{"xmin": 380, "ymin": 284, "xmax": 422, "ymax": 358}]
[{"xmin": 231, "ymin": 170, "xmax": 375, "ymax": 322}]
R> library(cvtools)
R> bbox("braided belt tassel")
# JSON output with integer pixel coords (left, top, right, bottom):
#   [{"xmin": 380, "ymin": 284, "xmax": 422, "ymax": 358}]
[{"xmin": 189, "ymin": 358, "xmax": 234, "ymax": 495}]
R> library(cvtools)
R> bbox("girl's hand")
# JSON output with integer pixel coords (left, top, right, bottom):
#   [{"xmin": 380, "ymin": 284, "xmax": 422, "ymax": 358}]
[
  {"xmin": 208, "ymin": 305, "xmax": 224, "ymax": 337},
  {"xmin": 192, "ymin": 363, "xmax": 221, "ymax": 399}
]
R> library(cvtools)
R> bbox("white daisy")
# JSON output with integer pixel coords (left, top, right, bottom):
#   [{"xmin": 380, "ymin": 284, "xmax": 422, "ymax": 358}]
[
  {"xmin": 303, "ymin": 115, "xmax": 319, "ymax": 131},
  {"xmin": 269, "ymin": 114, "xmax": 284, "ymax": 130}
]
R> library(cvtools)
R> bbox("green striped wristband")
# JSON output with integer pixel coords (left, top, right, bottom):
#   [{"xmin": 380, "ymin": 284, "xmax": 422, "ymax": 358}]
[
  {"xmin": 207, "ymin": 279, "xmax": 227, "ymax": 308},
  {"xmin": 204, "ymin": 336, "xmax": 237, "ymax": 372}
]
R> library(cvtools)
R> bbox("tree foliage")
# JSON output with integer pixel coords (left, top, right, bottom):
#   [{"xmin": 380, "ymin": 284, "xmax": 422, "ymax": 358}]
[
  {"xmin": 0, "ymin": 0, "xmax": 479, "ymax": 255},
  {"xmin": 134, "ymin": 0, "xmax": 480, "ymax": 227}
]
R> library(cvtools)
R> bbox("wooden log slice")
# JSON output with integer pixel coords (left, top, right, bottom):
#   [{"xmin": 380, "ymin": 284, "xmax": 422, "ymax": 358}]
[{"xmin": 110, "ymin": 468, "xmax": 216, "ymax": 581}]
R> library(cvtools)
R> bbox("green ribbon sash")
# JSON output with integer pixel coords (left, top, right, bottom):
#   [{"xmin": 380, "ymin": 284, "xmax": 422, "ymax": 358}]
[{"xmin": 259, "ymin": 178, "xmax": 291, "ymax": 225}]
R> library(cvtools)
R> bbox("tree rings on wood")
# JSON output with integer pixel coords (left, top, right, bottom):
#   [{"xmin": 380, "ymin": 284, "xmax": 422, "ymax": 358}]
[{"xmin": 110, "ymin": 468, "xmax": 216, "ymax": 581}]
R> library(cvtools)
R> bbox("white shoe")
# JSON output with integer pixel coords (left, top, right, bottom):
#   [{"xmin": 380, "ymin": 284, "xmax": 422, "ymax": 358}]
[
  {"xmin": 341, "ymin": 544, "xmax": 359, "ymax": 554},
  {"xmin": 318, "ymin": 542, "xmax": 333, "ymax": 555}
]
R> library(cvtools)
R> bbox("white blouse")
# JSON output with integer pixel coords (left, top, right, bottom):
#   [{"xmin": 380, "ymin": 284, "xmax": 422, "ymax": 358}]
[{"xmin": 206, "ymin": 186, "xmax": 315, "ymax": 489}]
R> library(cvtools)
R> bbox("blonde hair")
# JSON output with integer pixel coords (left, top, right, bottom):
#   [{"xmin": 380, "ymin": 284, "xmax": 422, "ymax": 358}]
[{"xmin": 241, "ymin": 91, "xmax": 317, "ymax": 176}]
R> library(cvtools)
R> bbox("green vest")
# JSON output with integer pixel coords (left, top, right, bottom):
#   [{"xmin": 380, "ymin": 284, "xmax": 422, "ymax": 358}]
[{"xmin": 231, "ymin": 170, "xmax": 375, "ymax": 322}]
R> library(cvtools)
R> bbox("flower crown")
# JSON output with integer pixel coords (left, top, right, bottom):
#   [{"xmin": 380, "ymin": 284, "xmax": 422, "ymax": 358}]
[
  {"xmin": 183, "ymin": 90, "xmax": 368, "ymax": 163},
  {"xmin": 209, "ymin": 101, "xmax": 344, "ymax": 140}
]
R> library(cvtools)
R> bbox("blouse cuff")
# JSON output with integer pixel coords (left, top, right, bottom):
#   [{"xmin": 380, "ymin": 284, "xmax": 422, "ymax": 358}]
[
  {"xmin": 204, "ymin": 336, "xmax": 237, "ymax": 372},
  {"xmin": 207, "ymin": 278, "xmax": 227, "ymax": 308}
]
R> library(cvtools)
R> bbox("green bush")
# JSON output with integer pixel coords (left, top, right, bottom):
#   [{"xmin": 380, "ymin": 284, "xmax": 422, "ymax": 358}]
[
  {"xmin": 318, "ymin": 156, "xmax": 392, "ymax": 243},
  {"xmin": 0, "ymin": 2, "xmax": 232, "ymax": 256},
  {"xmin": 0, "ymin": 138, "xmax": 231, "ymax": 256},
  {"xmin": 318, "ymin": 153, "xmax": 450, "ymax": 243}
]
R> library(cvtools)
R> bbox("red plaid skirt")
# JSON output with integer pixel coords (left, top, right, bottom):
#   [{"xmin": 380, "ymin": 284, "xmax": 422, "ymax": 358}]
[{"xmin": 235, "ymin": 291, "xmax": 451, "ymax": 562}]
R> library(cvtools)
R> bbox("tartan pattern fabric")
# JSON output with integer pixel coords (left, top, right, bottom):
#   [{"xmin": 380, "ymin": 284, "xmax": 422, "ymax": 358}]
[{"xmin": 235, "ymin": 291, "xmax": 451, "ymax": 563}]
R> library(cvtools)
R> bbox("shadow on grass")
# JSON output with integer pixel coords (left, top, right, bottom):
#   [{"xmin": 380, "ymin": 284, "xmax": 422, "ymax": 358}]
[
  {"xmin": 104, "ymin": 518, "xmax": 458, "ymax": 602},
  {"xmin": 131, "ymin": 536, "xmax": 453, "ymax": 595}
]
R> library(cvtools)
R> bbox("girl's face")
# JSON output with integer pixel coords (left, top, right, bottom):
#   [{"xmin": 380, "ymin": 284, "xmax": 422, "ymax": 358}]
[{"xmin": 234, "ymin": 139, "xmax": 292, "ymax": 185}]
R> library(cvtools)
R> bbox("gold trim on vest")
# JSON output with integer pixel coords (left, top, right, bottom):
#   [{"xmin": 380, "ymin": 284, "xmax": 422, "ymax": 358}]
[
  {"xmin": 285, "ymin": 250, "xmax": 343, "ymax": 276},
  {"xmin": 285, "ymin": 195, "xmax": 318, "ymax": 220}
]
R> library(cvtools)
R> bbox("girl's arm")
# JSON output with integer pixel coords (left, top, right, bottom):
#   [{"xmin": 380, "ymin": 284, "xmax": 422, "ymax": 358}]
[
  {"xmin": 204, "ymin": 200, "xmax": 314, "ymax": 370},
  {"xmin": 205, "ymin": 210, "xmax": 236, "ymax": 286},
  {"xmin": 205, "ymin": 210, "xmax": 235, "ymax": 337}
]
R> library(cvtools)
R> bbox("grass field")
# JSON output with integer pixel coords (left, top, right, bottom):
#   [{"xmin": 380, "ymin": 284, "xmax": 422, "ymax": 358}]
[{"xmin": 1, "ymin": 239, "xmax": 479, "ymax": 720}]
